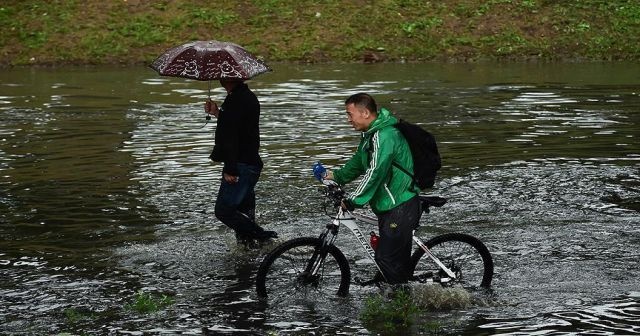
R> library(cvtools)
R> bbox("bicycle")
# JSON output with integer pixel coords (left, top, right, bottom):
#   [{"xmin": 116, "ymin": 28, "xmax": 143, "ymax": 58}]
[{"xmin": 255, "ymin": 180, "xmax": 494, "ymax": 301}]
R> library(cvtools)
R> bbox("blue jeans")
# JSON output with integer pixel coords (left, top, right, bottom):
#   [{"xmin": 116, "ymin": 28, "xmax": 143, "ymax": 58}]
[{"xmin": 214, "ymin": 163, "xmax": 266, "ymax": 238}]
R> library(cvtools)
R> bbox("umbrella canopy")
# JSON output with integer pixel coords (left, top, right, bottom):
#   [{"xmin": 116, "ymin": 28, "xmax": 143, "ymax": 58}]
[{"xmin": 150, "ymin": 40, "xmax": 271, "ymax": 81}]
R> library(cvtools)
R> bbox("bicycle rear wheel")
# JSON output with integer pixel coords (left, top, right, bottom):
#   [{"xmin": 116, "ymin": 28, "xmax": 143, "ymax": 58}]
[
  {"xmin": 255, "ymin": 237, "xmax": 351, "ymax": 301},
  {"xmin": 410, "ymin": 232, "xmax": 493, "ymax": 289}
]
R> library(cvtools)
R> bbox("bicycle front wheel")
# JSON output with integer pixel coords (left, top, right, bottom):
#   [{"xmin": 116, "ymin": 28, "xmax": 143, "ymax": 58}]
[
  {"xmin": 411, "ymin": 232, "xmax": 494, "ymax": 289},
  {"xmin": 255, "ymin": 237, "xmax": 351, "ymax": 301}
]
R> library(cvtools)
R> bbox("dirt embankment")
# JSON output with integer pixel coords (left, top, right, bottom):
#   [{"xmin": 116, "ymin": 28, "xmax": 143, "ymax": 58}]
[{"xmin": 1, "ymin": 0, "xmax": 638, "ymax": 67}]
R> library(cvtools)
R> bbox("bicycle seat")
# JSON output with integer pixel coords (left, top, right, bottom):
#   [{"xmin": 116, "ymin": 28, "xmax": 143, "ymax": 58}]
[{"xmin": 419, "ymin": 196, "xmax": 447, "ymax": 208}]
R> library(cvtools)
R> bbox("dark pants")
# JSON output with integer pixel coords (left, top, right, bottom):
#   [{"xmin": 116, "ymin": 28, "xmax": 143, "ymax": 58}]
[
  {"xmin": 375, "ymin": 196, "xmax": 421, "ymax": 284},
  {"xmin": 214, "ymin": 163, "xmax": 266, "ymax": 238}
]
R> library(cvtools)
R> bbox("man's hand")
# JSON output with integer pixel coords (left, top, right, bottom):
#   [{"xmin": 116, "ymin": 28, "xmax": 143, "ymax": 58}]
[
  {"xmin": 223, "ymin": 173, "xmax": 239, "ymax": 184},
  {"xmin": 325, "ymin": 170, "xmax": 334, "ymax": 180},
  {"xmin": 205, "ymin": 99, "xmax": 220, "ymax": 118}
]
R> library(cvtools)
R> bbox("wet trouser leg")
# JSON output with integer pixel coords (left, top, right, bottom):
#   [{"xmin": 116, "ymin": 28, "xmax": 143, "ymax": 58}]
[
  {"xmin": 375, "ymin": 196, "xmax": 421, "ymax": 284},
  {"xmin": 214, "ymin": 163, "xmax": 264, "ymax": 238},
  {"xmin": 237, "ymin": 186, "xmax": 256, "ymax": 222}
]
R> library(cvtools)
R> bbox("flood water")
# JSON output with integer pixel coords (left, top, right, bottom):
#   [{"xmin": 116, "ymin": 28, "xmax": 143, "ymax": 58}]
[{"xmin": 1, "ymin": 62, "xmax": 639, "ymax": 335}]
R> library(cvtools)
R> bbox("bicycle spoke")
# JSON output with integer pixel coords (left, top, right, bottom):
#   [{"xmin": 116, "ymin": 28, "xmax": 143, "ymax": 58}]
[
  {"xmin": 436, "ymin": 241, "xmax": 482, "ymax": 284},
  {"xmin": 412, "ymin": 233, "xmax": 493, "ymax": 289},
  {"xmin": 256, "ymin": 237, "xmax": 350, "ymax": 301}
]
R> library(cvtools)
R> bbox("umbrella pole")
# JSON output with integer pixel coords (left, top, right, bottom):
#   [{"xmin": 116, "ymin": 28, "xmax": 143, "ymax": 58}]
[{"xmin": 202, "ymin": 80, "xmax": 212, "ymax": 128}]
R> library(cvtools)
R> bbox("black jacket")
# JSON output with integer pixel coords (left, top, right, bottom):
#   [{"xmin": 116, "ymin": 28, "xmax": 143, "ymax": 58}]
[{"xmin": 209, "ymin": 83, "xmax": 262, "ymax": 175}]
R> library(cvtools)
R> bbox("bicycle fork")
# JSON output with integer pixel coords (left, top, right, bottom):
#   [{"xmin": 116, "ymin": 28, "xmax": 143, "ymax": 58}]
[
  {"xmin": 413, "ymin": 234, "xmax": 457, "ymax": 280},
  {"xmin": 301, "ymin": 229, "xmax": 337, "ymax": 285}
]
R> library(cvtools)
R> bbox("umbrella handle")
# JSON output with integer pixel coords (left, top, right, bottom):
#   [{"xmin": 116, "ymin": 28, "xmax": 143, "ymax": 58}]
[{"xmin": 200, "ymin": 115, "xmax": 211, "ymax": 129}]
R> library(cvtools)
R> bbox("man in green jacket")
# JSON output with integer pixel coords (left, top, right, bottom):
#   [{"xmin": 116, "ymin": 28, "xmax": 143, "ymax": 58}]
[{"xmin": 326, "ymin": 93, "xmax": 421, "ymax": 284}]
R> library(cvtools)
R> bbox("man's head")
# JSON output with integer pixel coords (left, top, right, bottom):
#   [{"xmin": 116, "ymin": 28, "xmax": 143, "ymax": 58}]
[
  {"xmin": 219, "ymin": 78, "xmax": 244, "ymax": 93},
  {"xmin": 345, "ymin": 93, "xmax": 378, "ymax": 132}
]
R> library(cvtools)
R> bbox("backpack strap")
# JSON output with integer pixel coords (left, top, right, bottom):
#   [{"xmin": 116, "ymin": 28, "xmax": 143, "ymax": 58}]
[
  {"xmin": 392, "ymin": 162, "xmax": 418, "ymax": 189},
  {"xmin": 392, "ymin": 162, "xmax": 413, "ymax": 179},
  {"xmin": 367, "ymin": 129, "xmax": 418, "ymax": 188},
  {"xmin": 367, "ymin": 130, "xmax": 418, "ymax": 189}
]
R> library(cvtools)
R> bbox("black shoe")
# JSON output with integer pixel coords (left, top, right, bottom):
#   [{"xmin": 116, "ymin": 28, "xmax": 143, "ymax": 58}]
[
  {"xmin": 255, "ymin": 230, "xmax": 278, "ymax": 242},
  {"xmin": 355, "ymin": 272, "xmax": 384, "ymax": 286},
  {"xmin": 236, "ymin": 233, "xmax": 259, "ymax": 249}
]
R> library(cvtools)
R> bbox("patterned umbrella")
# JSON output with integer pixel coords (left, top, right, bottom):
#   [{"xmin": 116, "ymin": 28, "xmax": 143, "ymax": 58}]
[{"xmin": 150, "ymin": 40, "xmax": 271, "ymax": 82}]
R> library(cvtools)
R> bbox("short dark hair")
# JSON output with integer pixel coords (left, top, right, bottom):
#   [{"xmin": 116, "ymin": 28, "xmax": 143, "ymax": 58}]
[{"xmin": 345, "ymin": 93, "xmax": 377, "ymax": 115}]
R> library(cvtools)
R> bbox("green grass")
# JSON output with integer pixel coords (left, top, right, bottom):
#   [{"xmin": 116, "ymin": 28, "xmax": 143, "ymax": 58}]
[
  {"xmin": 1, "ymin": 0, "xmax": 639, "ymax": 66},
  {"xmin": 359, "ymin": 284, "xmax": 479, "ymax": 334},
  {"xmin": 53, "ymin": 291, "xmax": 175, "ymax": 334},
  {"xmin": 62, "ymin": 307, "xmax": 96, "ymax": 324},
  {"xmin": 360, "ymin": 290, "xmax": 419, "ymax": 334},
  {"xmin": 125, "ymin": 290, "xmax": 175, "ymax": 314}
]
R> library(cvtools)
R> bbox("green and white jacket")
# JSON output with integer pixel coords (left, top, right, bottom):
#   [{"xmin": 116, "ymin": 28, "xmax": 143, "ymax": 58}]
[{"xmin": 333, "ymin": 108, "xmax": 419, "ymax": 214}]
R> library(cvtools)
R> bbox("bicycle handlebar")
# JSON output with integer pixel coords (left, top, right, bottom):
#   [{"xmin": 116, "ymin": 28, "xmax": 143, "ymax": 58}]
[
  {"xmin": 313, "ymin": 163, "xmax": 446, "ymax": 215},
  {"xmin": 318, "ymin": 178, "xmax": 448, "ymax": 216},
  {"xmin": 318, "ymin": 180, "xmax": 346, "ymax": 208}
]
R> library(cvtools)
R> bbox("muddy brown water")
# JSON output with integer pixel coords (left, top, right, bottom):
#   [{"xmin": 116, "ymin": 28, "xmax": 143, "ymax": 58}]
[{"xmin": 1, "ymin": 62, "xmax": 638, "ymax": 335}]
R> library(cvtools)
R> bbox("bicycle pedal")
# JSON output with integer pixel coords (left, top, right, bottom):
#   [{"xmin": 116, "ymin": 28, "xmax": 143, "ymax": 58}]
[{"xmin": 413, "ymin": 271, "xmax": 434, "ymax": 283}]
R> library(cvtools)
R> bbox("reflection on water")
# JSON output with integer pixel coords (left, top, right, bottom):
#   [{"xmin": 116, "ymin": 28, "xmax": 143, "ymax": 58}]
[
  {"xmin": 0, "ymin": 63, "xmax": 639, "ymax": 335},
  {"xmin": 480, "ymin": 292, "xmax": 640, "ymax": 335}
]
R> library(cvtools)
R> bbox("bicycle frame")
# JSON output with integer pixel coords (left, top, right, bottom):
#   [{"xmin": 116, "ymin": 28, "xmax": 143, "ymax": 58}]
[
  {"xmin": 330, "ymin": 206, "xmax": 457, "ymax": 282},
  {"xmin": 255, "ymin": 180, "xmax": 493, "ymax": 299}
]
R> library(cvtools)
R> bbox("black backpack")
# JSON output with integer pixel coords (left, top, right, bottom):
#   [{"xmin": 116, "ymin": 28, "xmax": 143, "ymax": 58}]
[{"xmin": 392, "ymin": 119, "xmax": 441, "ymax": 189}]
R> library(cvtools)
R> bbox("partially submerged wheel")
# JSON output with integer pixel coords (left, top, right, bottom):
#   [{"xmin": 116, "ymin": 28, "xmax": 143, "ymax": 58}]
[
  {"xmin": 255, "ymin": 237, "xmax": 351, "ymax": 302},
  {"xmin": 411, "ymin": 232, "xmax": 493, "ymax": 289}
]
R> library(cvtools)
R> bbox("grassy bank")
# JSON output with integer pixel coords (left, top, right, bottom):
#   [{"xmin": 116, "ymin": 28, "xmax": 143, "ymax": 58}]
[{"xmin": 1, "ymin": 0, "xmax": 639, "ymax": 66}]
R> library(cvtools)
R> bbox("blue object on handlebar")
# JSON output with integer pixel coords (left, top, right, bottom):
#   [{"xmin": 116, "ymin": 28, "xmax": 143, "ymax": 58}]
[{"xmin": 313, "ymin": 162, "xmax": 326, "ymax": 181}]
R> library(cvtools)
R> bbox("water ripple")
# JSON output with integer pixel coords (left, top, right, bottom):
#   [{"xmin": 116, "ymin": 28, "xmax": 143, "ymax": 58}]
[{"xmin": 1, "ymin": 63, "xmax": 639, "ymax": 335}]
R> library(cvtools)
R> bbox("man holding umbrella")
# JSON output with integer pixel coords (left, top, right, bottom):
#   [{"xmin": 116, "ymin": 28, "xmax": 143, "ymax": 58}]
[
  {"xmin": 205, "ymin": 79, "xmax": 277, "ymax": 246},
  {"xmin": 150, "ymin": 40, "xmax": 276, "ymax": 246}
]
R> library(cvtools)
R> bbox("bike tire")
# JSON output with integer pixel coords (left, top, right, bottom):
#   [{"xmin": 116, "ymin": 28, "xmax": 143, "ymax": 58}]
[
  {"xmin": 410, "ymin": 232, "xmax": 494, "ymax": 289},
  {"xmin": 255, "ymin": 237, "xmax": 351, "ymax": 300}
]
